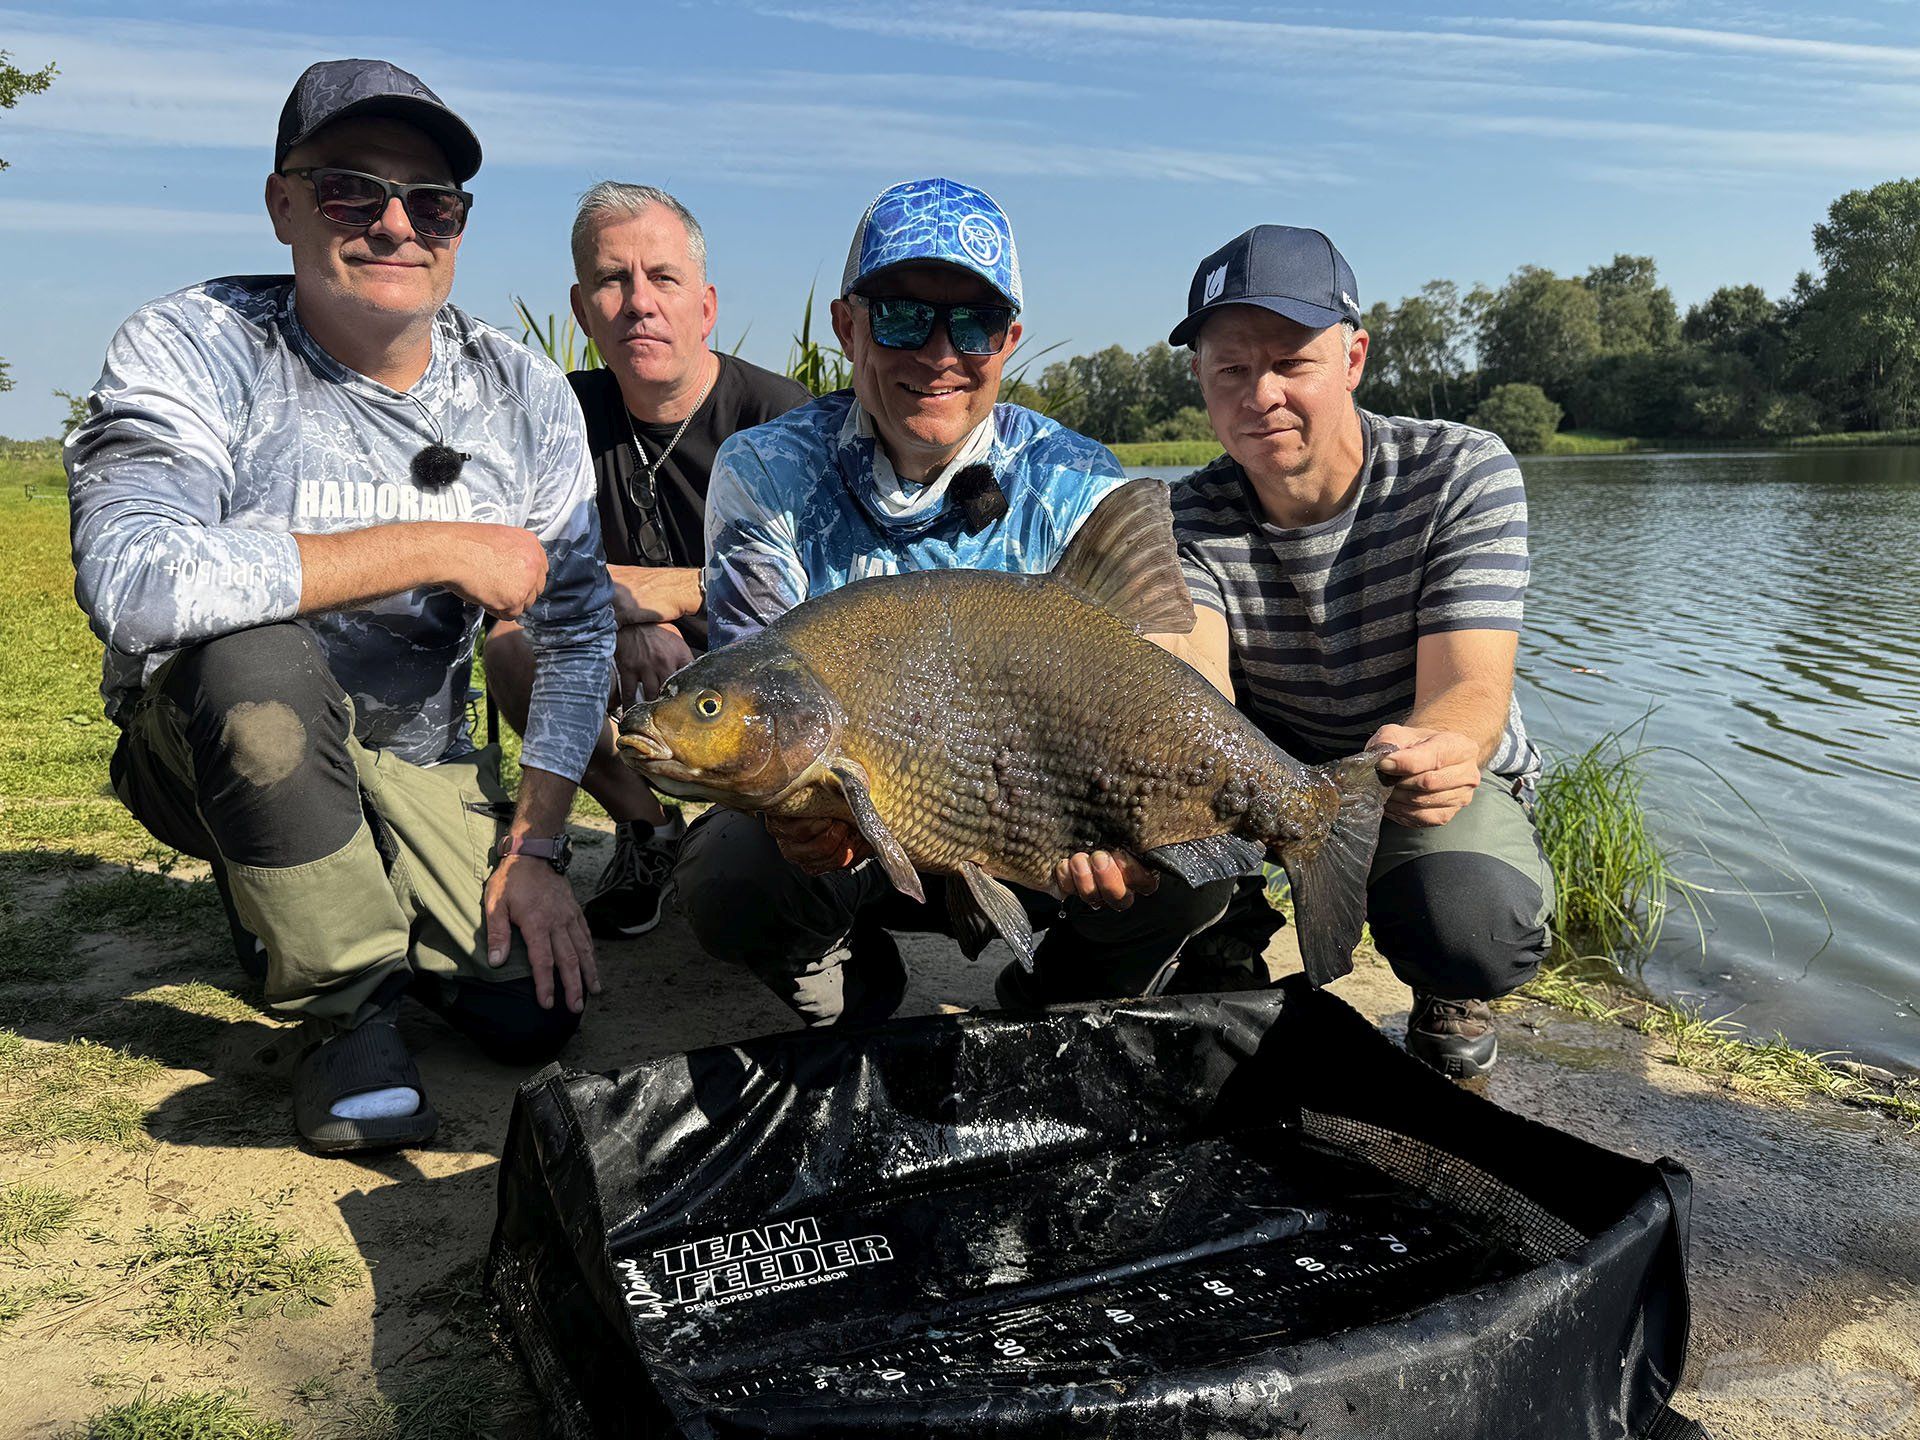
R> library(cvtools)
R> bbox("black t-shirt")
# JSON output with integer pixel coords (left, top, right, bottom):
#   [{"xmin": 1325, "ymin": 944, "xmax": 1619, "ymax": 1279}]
[{"xmin": 568, "ymin": 353, "xmax": 811, "ymax": 574}]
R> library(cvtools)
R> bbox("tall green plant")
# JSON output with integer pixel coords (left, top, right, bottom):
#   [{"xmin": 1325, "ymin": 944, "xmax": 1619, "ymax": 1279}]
[
  {"xmin": 1536, "ymin": 732, "xmax": 1674, "ymax": 958},
  {"xmin": 785, "ymin": 283, "xmax": 850, "ymax": 396},
  {"xmin": 513, "ymin": 298, "xmax": 601, "ymax": 371}
]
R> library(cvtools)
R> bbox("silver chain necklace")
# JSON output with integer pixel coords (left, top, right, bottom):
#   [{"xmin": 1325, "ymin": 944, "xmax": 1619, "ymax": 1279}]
[{"xmin": 622, "ymin": 360, "xmax": 716, "ymax": 503}]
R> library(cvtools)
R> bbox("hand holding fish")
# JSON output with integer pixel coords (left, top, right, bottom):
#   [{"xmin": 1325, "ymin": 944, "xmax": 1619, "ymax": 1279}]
[
  {"xmin": 614, "ymin": 620, "xmax": 697, "ymax": 704},
  {"xmin": 1370, "ymin": 725, "xmax": 1481, "ymax": 828},
  {"xmin": 1051, "ymin": 850, "xmax": 1161, "ymax": 911},
  {"xmin": 766, "ymin": 815, "xmax": 872, "ymax": 875}
]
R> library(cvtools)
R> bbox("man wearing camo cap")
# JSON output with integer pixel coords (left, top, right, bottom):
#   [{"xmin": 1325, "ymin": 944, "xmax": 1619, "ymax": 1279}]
[{"xmin": 66, "ymin": 59, "xmax": 615, "ymax": 1153}]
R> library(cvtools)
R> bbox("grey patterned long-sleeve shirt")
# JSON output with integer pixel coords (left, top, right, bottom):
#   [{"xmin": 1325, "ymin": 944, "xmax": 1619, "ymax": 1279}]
[{"xmin": 67, "ymin": 276, "xmax": 615, "ymax": 781}]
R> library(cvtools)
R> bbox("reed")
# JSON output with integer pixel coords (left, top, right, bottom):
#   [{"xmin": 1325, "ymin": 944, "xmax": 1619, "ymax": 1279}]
[
  {"xmin": 511, "ymin": 298, "xmax": 601, "ymax": 372},
  {"xmin": 1535, "ymin": 731, "xmax": 1676, "ymax": 958}
]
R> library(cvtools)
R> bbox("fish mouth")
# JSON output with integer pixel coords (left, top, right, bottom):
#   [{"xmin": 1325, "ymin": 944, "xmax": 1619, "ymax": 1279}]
[{"xmin": 615, "ymin": 731, "xmax": 673, "ymax": 764}]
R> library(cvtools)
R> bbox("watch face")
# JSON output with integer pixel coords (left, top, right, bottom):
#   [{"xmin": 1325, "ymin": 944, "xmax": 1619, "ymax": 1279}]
[{"xmin": 550, "ymin": 835, "xmax": 574, "ymax": 874}]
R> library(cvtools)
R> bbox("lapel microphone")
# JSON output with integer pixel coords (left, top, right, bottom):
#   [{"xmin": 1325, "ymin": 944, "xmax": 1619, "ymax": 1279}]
[
  {"xmin": 411, "ymin": 442, "xmax": 470, "ymax": 490},
  {"xmin": 951, "ymin": 463, "xmax": 1009, "ymax": 534}
]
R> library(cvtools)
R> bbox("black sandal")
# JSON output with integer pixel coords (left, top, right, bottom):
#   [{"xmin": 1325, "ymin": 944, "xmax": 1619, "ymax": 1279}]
[{"xmin": 293, "ymin": 1016, "xmax": 440, "ymax": 1154}]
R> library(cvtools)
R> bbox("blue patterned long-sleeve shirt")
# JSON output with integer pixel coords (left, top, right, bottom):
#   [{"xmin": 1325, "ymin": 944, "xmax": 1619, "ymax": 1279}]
[
  {"xmin": 67, "ymin": 276, "xmax": 615, "ymax": 781},
  {"xmin": 704, "ymin": 391, "xmax": 1127, "ymax": 647}
]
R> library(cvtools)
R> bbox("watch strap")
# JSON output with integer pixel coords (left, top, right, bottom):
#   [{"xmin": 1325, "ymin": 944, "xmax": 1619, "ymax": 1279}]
[{"xmin": 496, "ymin": 834, "xmax": 569, "ymax": 868}]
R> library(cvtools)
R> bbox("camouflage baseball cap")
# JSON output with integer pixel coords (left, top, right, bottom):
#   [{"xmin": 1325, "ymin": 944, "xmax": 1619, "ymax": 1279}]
[
  {"xmin": 275, "ymin": 59, "xmax": 482, "ymax": 183},
  {"xmin": 841, "ymin": 178, "xmax": 1022, "ymax": 310}
]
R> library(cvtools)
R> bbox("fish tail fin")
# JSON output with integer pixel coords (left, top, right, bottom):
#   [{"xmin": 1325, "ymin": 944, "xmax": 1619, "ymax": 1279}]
[{"xmin": 1275, "ymin": 745, "xmax": 1395, "ymax": 987}]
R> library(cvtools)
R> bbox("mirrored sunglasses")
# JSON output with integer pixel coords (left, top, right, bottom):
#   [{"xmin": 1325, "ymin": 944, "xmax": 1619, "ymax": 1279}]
[
  {"xmin": 854, "ymin": 295, "xmax": 1016, "ymax": 356},
  {"xmin": 281, "ymin": 166, "xmax": 474, "ymax": 239}
]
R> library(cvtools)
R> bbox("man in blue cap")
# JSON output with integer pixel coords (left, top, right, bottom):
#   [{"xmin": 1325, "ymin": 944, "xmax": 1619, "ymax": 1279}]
[
  {"xmin": 675, "ymin": 178, "xmax": 1236, "ymax": 1026},
  {"xmin": 1148, "ymin": 225, "xmax": 1555, "ymax": 1079}
]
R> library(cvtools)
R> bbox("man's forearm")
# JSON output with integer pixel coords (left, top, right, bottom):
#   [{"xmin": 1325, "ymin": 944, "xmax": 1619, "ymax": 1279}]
[
  {"xmin": 511, "ymin": 764, "xmax": 579, "ymax": 838},
  {"xmin": 609, "ymin": 564, "xmax": 702, "ymax": 626},
  {"xmin": 293, "ymin": 525, "xmax": 452, "ymax": 613},
  {"xmin": 1406, "ymin": 679, "xmax": 1512, "ymax": 765}
]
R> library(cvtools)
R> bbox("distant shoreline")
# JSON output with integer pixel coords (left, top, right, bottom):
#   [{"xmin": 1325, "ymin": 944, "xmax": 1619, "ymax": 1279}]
[{"xmin": 1112, "ymin": 426, "xmax": 1920, "ymax": 469}]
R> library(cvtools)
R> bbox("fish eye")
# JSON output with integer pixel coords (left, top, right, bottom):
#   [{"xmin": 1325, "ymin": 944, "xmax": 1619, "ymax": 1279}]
[{"xmin": 694, "ymin": 690, "xmax": 724, "ymax": 720}]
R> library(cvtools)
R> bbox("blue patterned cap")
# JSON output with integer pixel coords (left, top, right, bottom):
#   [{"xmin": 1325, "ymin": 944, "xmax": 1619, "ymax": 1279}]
[{"xmin": 841, "ymin": 178, "xmax": 1022, "ymax": 310}]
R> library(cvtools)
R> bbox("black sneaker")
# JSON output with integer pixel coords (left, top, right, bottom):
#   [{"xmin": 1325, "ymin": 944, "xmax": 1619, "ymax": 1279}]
[
  {"xmin": 1406, "ymin": 993, "xmax": 1498, "ymax": 1080},
  {"xmin": 582, "ymin": 817, "xmax": 680, "ymax": 940}
]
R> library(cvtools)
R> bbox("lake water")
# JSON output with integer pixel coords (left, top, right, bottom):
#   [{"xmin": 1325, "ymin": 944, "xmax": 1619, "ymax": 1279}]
[{"xmin": 1130, "ymin": 448, "xmax": 1920, "ymax": 1070}]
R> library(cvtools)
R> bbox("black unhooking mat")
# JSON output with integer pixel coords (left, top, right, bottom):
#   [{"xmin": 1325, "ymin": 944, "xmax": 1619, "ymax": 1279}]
[{"xmin": 487, "ymin": 978, "xmax": 1704, "ymax": 1438}]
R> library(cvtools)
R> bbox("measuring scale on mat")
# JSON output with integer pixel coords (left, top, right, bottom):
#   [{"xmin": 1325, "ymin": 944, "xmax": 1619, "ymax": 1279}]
[{"xmin": 617, "ymin": 1132, "xmax": 1535, "ymax": 1410}]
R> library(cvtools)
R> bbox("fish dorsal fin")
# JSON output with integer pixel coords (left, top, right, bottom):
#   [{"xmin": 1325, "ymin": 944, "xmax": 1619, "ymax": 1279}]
[{"xmin": 1050, "ymin": 476, "xmax": 1197, "ymax": 636}]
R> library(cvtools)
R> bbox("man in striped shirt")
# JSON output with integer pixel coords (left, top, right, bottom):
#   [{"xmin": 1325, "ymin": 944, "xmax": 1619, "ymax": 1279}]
[{"xmin": 1153, "ymin": 225, "xmax": 1555, "ymax": 1079}]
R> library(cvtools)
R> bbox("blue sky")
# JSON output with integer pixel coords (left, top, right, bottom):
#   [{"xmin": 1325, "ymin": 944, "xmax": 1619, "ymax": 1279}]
[{"xmin": 2, "ymin": 0, "xmax": 1917, "ymax": 435}]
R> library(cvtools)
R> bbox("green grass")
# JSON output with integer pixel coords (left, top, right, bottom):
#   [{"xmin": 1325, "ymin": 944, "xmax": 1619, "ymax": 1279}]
[
  {"xmin": 126, "ymin": 1206, "xmax": 359, "ymax": 1343},
  {"xmin": 0, "ymin": 1179, "xmax": 83, "ymax": 1247},
  {"xmin": 0, "ymin": 458, "xmax": 158, "ymax": 862},
  {"xmin": 1534, "ymin": 731, "xmax": 1677, "ymax": 960},
  {"xmin": 69, "ymin": 1388, "xmax": 293, "ymax": 1440},
  {"xmin": 1106, "ymin": 439, "xmax": 1224, "ymax": 468},
  {"xmin": 0, "ymin": 1275, "xmax": 91, "ymax": 1327},
  {"xmin": 1782, "ymin": 426, "xmax": 1920, "ymax": 448},
  {"xmin": 0, "ymin": 1031, "xmax": 162, "ymax": 1148},
  {"xmin": 1510, "ymin": 961, "xmax": 1920, "ymax": 1125},
  {"xmin": 1542, "ymin": 430, "xmax": 1648, "ymax": 455}
]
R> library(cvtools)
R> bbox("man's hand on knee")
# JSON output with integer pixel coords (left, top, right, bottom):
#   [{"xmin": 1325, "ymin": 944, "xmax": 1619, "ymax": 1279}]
[
  {"xmin": 765, "ymin": 815, "xmax": 871, "ymax": 875},
  {"xmin": 485, "ymin": 856, "xmax": 601, "ymax": 1013},
  {"xmin": 1370, "ymin": 724, "xmax": 1482, "ymax": 828},
  {"xmin": 615, "ymin": 621, "xmax": 697, "ymax": 704}
]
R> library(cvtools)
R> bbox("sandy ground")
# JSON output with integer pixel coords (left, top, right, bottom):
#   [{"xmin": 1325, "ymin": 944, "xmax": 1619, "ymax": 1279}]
[{"xmin": 3, "ymin": 820, "xmax": 1916, "ymax": 1438}]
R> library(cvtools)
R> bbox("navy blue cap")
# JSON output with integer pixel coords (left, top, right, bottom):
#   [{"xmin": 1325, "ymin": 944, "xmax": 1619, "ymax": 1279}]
[
  {"xmin": 276, "ymin": 59, "xmax": 482, "ymax": 184},
  {"xmin": 1170, "ymin": 225, "xmax": 1360, "ymax": 347}
]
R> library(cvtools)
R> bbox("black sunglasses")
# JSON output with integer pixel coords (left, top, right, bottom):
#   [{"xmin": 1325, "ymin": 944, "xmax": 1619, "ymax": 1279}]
[
  {"xmin": 851, "ymin": 294, "xmax": 1016, "ymax": 356},
  {"xmin": 281, "ymin": 166, "xmax": 474, "ymax": 240}
]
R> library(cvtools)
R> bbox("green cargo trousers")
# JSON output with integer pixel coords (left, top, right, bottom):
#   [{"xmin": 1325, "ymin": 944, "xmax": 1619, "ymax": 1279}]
[{"xmin": 109, "ymin": 624, "xmax": 547, "ymax": 1037}]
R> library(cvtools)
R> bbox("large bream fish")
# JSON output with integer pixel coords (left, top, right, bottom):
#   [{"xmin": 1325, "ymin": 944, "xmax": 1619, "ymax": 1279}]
[{"xmin": 616, "ymin": 478, "xmax": 1392, "ymax": 985}]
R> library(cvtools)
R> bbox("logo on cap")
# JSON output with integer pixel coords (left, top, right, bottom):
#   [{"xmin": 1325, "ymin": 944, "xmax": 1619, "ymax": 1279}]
[
  {"xmin": 1203, "ymin": 264, "xmax": 1228, "ymax": 305},
  {"xmin": 958, "ymin": 213, "xmax": 1004, "ymax": 267},
  {"xmin": 1341, "ymin": 290, "xmax": 1358, "ymax": 311}
]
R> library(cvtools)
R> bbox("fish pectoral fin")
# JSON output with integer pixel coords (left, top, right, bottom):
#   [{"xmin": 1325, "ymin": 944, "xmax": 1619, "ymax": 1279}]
[
  {"xmin": 827, "ymin": 757, "xmax": 925, "ymax": 904},
  {"xmin": 954, "ymin": 861, "xmax": 1036, "ymax": 972},
  {"xmin": 1143, "ymin": 832, "xmax": 1267, "ymax": 886},
  {"xmin": 945, "ymin": 876, "xmax": 997, "ymax": 962},
  {"xmin": 1050, "ymin": 476, "xmax": 1196, "ymax": 635}
]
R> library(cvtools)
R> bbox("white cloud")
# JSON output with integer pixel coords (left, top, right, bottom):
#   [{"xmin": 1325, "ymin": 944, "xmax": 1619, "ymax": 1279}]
[
  {"xmin": 1462, "ymin": 18, "xmax": 1920, "ymax": 76},
  {"xmin": 762, "ymin": 4, "xmax": 1646, "ymax": 67},
  {"xmin": 1419, "ymin": 110, "xmax": 1920, "ymax": 177},
  {"xmin": 0, "ymin": 7, "xmax": 1328, "ymax": 187}
]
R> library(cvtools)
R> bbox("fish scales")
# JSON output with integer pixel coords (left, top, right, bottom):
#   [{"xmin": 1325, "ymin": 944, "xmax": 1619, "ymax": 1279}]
[
  {"xmin": 617, "ymin": 477, "xmax": 1392, "ymax": 985},
  {"xmin": 774, "ymin": 571, "xmax": 1321, "ymax": 894}
]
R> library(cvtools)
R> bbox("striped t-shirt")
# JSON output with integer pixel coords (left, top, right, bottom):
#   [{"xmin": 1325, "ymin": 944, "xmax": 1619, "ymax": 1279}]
[{"xmin": 1172, "ymin": 410, "xmax": 1540, "ymax": 788}]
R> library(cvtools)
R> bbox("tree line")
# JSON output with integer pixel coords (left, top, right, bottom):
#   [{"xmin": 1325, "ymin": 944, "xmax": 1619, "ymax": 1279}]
[{"xmin": 1024, "ymin": 178, "xmax": 1920, "ymax": 454}]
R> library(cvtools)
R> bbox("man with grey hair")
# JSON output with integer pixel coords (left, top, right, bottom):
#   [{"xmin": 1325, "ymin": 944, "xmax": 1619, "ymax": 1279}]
[{"xmin": 486, "ymin": 183, "xmax": 807, "ymax": 940}]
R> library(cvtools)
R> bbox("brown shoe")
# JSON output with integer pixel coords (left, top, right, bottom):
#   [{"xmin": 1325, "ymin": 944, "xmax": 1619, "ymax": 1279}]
[{"xmin": 1407, "ymin": 993, "xmax": 1498, "ymax": 1079}]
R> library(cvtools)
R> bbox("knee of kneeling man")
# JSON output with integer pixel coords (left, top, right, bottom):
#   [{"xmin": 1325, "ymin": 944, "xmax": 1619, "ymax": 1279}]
[
  {"xmin": 174, "ymin": 629, "xmax": 349, "ymax": 772},
  {"xmin": 678, "ymin": 871, "xmax": 771, "ymax": 962},
  {"xmin": 1368, "ymin": 855, "xmax": 1548, "ymax": 1000}
]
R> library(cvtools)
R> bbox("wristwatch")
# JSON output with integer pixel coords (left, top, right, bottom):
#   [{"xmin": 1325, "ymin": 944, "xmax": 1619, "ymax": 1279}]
[{"xmin": 495, "ymin": 833, "xmax": 574, "ymax": 874}]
